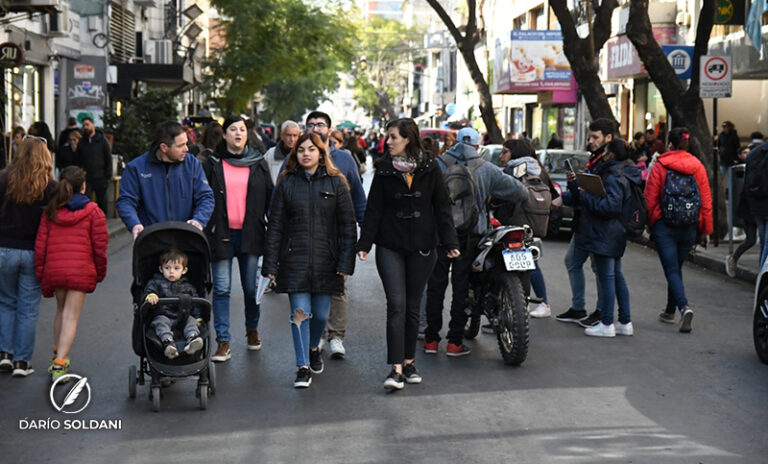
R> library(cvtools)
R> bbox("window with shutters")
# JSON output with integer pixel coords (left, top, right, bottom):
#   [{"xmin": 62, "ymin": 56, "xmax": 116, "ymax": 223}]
[{"xmin": 109, "ymin": 3, "xmax": 136, "ymax": 63}]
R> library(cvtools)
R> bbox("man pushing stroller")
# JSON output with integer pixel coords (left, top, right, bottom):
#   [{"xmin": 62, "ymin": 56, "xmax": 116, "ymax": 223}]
[{"xmin": 144, "ymin": 249, "xmax": 204, "ymax": 359}]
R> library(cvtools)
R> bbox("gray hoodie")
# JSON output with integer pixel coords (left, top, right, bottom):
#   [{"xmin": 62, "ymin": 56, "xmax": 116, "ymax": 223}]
[
  {"xmin": 441, "ymin": 143, "xmax": 528, "ymax": 235},
  {"xmin": 506, "ymin": 156, "xmax": 541, "ymax": 177}
]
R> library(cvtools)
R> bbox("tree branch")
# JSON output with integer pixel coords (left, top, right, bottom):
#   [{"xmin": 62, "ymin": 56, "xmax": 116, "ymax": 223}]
[
  {"xmin": 687, "ymin": 0, "xmax": 716, "ymax": 98},
  {"xmin": 426, "ymin": 0, "xmax": 465, "ymax": 45},
  {"xmin": 593, "ymin": 0, "xmax": 619, "ymax": 51},
  {"xmin": 466, "ymin": 0, "xmax": 478, "ymax": 45}
]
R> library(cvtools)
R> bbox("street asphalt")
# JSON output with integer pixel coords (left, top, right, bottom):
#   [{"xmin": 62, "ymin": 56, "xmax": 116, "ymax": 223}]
[{"xmin": 2, "ymin": 170, "xmax": 767, "ymax": 463}]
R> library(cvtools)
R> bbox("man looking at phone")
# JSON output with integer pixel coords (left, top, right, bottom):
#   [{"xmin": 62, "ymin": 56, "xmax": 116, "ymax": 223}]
[{"xmin": 553, "ymin": 118, "xmax": 617, "ymax": 327}]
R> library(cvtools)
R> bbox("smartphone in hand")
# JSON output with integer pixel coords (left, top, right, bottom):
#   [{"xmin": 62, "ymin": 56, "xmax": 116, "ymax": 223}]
[{"xmin": 565, "ymin": 158, "xmax": 575, "ymax": 173}]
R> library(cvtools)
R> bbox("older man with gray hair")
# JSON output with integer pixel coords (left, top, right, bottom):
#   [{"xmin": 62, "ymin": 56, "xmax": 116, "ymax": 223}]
[{"xmin": 264, "ymin": 120, "xmax": 301, "ymax": 184}]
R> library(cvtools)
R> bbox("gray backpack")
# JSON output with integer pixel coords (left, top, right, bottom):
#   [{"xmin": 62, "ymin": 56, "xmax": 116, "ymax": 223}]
[{"xmin": 439, "ymin": 154, "xmax": 481, "ymax": 235}]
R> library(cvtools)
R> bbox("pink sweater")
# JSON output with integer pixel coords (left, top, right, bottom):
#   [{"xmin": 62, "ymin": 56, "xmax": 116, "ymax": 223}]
[{"xmin": 222, "ymin": 161, "xmax": 250, "ymax": 229}]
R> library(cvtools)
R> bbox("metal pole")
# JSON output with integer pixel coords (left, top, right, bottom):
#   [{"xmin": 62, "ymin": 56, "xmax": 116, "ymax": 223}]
[
  {"xmin": 728, "ymin": 166, "xmax": 733, "ymax": 254},
  {"xmin": 713, "ymin": 98, "xmax": 719, "ymax": 247}
]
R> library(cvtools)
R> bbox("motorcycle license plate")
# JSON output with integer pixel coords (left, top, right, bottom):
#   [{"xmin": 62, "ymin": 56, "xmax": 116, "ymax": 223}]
[{"xmin": 502, "ymin": 249, "xmax": 535, "ymax": 271}]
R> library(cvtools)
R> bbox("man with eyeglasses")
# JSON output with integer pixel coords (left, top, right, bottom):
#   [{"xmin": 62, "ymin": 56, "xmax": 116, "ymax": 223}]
[
  {"xmin": 302, "ymin": 110, "xmax": 366, "ymax": 360},
  {"xmin": 76, "ymin": 117, "xmax": 112, "ymax": 214}
]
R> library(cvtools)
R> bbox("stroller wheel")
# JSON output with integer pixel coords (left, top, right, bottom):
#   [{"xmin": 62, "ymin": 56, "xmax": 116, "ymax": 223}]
[
  {"xmin": 208, "ymin": 361, "xmax": 216, "ymax": 395},
  {"xmin": 128, "ymin": 365, "xmax": 137, "ymax": 399},
  {"xmin": 198, "ymin": 385, "xmax": 208, "ymax": 410},
  {"xmin": 151, "ymin": 386, "xmax": 161, "ymax": 412}
]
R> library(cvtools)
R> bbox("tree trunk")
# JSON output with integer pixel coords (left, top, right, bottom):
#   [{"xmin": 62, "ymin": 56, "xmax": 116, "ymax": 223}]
[
  {"xmin": 549, "ymin": 0, "xmax": 618, "ymax": 124},
  {"xmin": 426, "ymin": 0, "xmax": 504, "ymax": 143},
  {"xmin": 627, "ymin": 0, "xmax": 726, "ymax": 235}
]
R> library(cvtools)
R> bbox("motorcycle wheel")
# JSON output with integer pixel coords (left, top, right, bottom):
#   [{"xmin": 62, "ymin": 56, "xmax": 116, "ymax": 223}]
[{"xmin": 496, "ymin": 273, "xmax": 529, "ymax": 366}]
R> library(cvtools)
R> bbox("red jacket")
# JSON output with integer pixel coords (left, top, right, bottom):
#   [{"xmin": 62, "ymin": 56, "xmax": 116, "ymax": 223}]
[
  {"xmin": 644, "ymin": 150, "xmax": 714, "ymax": 235},
  {"xmin": 35, "ymin": 201, "xmax": 108, "ymax": 297}
]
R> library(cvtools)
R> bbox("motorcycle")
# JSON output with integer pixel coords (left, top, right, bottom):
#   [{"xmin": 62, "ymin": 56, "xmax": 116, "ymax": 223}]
[{"xmin": 463, "ymin": 219, "xmax": 541, "ymax": 366}]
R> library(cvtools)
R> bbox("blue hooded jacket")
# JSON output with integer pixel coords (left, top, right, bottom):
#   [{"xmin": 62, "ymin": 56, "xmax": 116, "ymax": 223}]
[{"xmin": 116, "ymin": 146, "xmax": 214, "ymax": 230}]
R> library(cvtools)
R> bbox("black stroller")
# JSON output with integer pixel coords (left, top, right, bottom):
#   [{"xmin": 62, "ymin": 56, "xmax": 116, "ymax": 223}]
[{"xmin": 127, "ymin": 222, "xmax": 216, "ymax": 411}]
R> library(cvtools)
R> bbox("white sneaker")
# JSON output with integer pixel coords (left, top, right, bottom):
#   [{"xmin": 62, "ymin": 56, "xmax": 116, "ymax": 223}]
[
  {"xmin": 529, "ymin": 302, "xmax": 551, "ymax": 318},
  {"xmin": 329, "ymin": 338, "xmax": 345, "ymax": 359},
  {"xmin": 615, "ymin": 321, "xmax": 634, "ymax": 336},
  {"xmin": 725, "ymin": 255, "xmax": 737, "ymax": 278},
  {"xmin": 317, "ymin": 338, "xmax": 325, "ymax": 354},
  {"xmin": 584, "ymin": 322, "xmax": 616, "ymax": 337}
]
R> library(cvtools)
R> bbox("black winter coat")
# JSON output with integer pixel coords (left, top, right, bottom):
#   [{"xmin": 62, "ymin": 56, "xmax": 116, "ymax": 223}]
[
  {"xmin": 76, "ymin": 130, "xmax": 112, "ymax": 185},
  {"xmin": 262, "ymin": 166, "xmax": 356, "ymax": 295},
  {"xmin": 357, "ymin": 156, "xmax": 458, "ymax": 253},
  {"xmin": 203, "ymin": 152, "xmax": 274, "ymax": 261},
  {"xmin": 143, "ymin": 274, "xmax": 202, "ymax": 321}
]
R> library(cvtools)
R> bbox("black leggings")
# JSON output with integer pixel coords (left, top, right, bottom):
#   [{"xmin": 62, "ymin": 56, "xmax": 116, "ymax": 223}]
[
  {"xmin": 733, "ymin": 221, "xmax": 758, "ymax": 262},
  {"xmin": 375, "ymin": 246, "xmax": 437, "ymax": 365}
]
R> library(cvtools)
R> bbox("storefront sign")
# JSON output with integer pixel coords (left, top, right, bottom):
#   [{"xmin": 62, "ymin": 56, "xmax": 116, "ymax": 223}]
[
  {"xmin": 662, "ymin": 45, "xmax": 695, "ymax": 79},
  {"xmin": 700, "ymin": 55, "xmax": 732, "ymax": 98},
  {"xmin": 714, "ymin": 0, "xmax": 745, "ymax": 25},
  {"xmin": 0, "ymin": 42, "xmax": 23, "ymax": 68},
  {"xmin": 602, "ymin": 28, "xmax": 677, "ymax": 80},
  {"xmin": 493, "ymin": 30, "xmax": 572, "ymax": 94},
  {"xmin": 74, "ymin": 64, "xmax": 95, "ymax": 79}
]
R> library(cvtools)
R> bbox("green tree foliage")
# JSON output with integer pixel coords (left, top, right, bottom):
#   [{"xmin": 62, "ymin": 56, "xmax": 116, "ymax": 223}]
[
  {"xmin": 103, "ymin": 89, "xmax": 176, "ymax": 161},
  {"xmin": 205, "ymin": 0, "xmax": 355, "ymax": 115},
  {"xmin": 352, "ymin": 17, "xmax": 422, "ymax": 120},
  {"xmin": 259, "ymin": 60, "xmax": 340, "ymax": 124}
]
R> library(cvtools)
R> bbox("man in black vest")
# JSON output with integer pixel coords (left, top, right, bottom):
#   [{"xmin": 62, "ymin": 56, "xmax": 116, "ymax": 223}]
[{"xmin": 76, "ymin": 117, "xmax": 112, "ymax": 214}]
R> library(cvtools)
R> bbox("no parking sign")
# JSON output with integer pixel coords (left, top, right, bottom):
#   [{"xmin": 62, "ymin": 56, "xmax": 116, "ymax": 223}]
[{"xmin": 700, "ymin": 55, "xmax": 732, "ymax": 98}]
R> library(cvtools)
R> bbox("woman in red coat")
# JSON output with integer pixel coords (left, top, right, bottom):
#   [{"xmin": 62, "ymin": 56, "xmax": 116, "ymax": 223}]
[
  {"xmin": 35, "ymin": 166, "xmax": 108, "ymax": 382},
  {"xmin": 644, "ymin": 127, "xmax": 713, "ymax": 333}
]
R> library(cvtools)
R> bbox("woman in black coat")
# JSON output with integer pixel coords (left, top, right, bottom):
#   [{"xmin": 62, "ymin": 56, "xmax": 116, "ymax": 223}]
[
  {"xmin": 203, "ymin": 115, "xmax": 274, "ymax": 363},
  {"xmin": 263, "ymin": 132, "xmax": 356, "ymax": 388},
  {"xmin": 357, "ymin": 118, "xmax": 459, "ymax": 391}
]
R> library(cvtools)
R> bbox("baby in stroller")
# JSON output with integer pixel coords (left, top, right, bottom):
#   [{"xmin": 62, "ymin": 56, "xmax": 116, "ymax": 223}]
[{"xmin": 144, "ymin": 248, "xmax": 204, "ymax": 359}]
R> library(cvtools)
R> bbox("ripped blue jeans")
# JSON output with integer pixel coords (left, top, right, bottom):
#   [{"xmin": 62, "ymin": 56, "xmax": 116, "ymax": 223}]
[{"xmin": 288, "ymin": 293, "xmax": 331, "ymax": 367}]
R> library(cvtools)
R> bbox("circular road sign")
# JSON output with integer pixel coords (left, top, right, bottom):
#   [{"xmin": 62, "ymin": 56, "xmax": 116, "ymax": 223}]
[{"xmin": 704, "ymin": 56, "xmax": 728, "ymax": 81}]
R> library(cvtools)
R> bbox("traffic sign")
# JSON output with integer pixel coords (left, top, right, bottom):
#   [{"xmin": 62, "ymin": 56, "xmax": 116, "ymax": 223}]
[
  {"xmin": 662, "ymin": 45, "xmax": 694, "ymax": 79},
  {"xmin": 700, "ymin": 55, "xmax": 732, "ymax": 98}
]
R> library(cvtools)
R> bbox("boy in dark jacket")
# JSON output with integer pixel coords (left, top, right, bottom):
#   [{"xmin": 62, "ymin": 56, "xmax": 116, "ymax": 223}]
[{"xmin": 144, "ymin": 249, "xmax": 203, "ymax": 359}]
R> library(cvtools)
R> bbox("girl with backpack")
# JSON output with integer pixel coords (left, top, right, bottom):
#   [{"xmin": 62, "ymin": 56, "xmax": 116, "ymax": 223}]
[
  {"xmin": 575, "ymin": 139, "xmax": 639, "ymax": 337},
  {"xmin": 357, "ymin": 118, "xmax": 459, "ymax": 390},
  {"xmin": 644, "ymin": 127, "xmax": 713, "ymax": 333},
  {"xmin": 35, "ymin": 166, "xmax": 108, "ymax": 381}
]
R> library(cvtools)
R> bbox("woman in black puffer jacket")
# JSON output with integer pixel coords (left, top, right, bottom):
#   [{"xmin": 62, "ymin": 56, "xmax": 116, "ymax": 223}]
[{"xmin": 262, "ymin": 132, "xmax": 356, "ymax": 388}]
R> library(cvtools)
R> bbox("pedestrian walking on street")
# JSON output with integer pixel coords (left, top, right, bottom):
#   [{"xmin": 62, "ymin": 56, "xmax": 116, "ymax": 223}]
[
  {"xmin": 263, "ymin": 132, "xmax": 357, "ymax": 388},
  {"xmin": 496, "ymin": 139, "xmax": 557, "ymax": 319},
  {"xmin": 357, "ymin": 118, "xmax": 459, "ymax": 390},
  {"xmin": 0, "ymin": 138, "xmax": 57, "ymax": 377},
  {"xmin": 194, "ymin": 121, "xmax": 223, "ymax": 163},
  {"xmin": 717, "ymin": 121, "xmax": 741, "ymax": 178},
  {"xmin": 264, "ymin": 121, "xmax": 300, "ymax": 185},
  {"xmin": 35, "ymin": 166, "xmax": 108, "ymax": 381},
  {"xmin": 75, "ymin": 117, "xmax": 112, "ymax": 214},
  {"xmin": 645, "ymin": 127, "xmax": 713, "ymax": 333},
  {"xmin": 423, "ymin": 127, "xmax": 526, "ymax": 358},
  {"xmin": 303, "ymin": 111, "xmax": 366, "ymax": 360},
  {"xmin": 57, "ymin": 130, "xmax": 81, "ymax": 172},
  {"xmin": 203, "ymin": 115, "xmax": 274, "ymax": 362},
  {"xmin": 555, "ymin": 118, "xmax": 617, "ymax": 327},
  {"xmin": 573, "ymin": 139, "xmax": 637, "ymax": 337},
  {"xmin": 116, "ymin": 121, "xmax": 214, "ymax": 240},
  {"xmin": 743, "ymin": 140, "xmax": 768, "ymax": 269}
]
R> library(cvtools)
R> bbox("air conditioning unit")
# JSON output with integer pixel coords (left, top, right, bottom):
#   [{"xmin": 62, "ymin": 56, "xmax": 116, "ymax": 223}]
[
  {"xmin": 45, "ymin": 4, "xmax": 69, "ymax": 37},
  {"xmin": 143, "ymin": 40, "xmax": 173, "ymax": 65}
]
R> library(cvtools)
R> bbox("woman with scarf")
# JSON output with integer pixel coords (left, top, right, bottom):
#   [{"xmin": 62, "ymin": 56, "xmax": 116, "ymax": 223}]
[
  {"xmin": 203, "ymin": 115, "xmax": 274, "ymax": 362},
  {"xmin": 357, "ymin": 118, "xmax": 459, "ymax": 391}
]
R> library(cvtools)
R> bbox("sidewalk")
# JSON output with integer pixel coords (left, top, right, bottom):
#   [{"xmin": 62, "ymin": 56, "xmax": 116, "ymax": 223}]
[
  {"xmin": 106, "ymin": 218, "xmax": 127, "ymax": 238},
  {"xmin": 631, "ymin": 233, "xmax": 762, "ymax": 284}
]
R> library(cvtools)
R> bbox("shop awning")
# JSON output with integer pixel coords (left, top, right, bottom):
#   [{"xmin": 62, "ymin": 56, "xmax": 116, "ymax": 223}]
[{"xmin": 112, "ymin": 63, "xmax": 197, "ymax": 98}]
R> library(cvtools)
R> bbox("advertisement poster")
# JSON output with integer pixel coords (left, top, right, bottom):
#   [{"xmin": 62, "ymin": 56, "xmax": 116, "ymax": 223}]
[{"xmin": 494, "ymin": 30, "xmax": 572, "ymax": 94}]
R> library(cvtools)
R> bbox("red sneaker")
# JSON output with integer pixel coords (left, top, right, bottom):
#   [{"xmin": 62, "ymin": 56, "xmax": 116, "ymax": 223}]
[
  {"xmin": 423, "ymin": 340, "xmax": 438, "ymax": 354},
  {"xmin": 446, "ymin": 343, "xmax": 471, "ymax": 357}
]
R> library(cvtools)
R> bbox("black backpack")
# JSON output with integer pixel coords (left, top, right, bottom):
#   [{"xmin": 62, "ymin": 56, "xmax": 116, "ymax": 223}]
[
  {"xmin": 745, "ymin": 144, "xmax": 768, "ymax": 199},
  {"xmin": 660, "ymin": 162, "xmax": 701, "ymax": 226},
  {"xmin": 619, "ymin": 166, "xmax": 648, "ymax": 237},
  {"xmin": 439, "ymin": 154, "xmax": 481, "ymax": 235}
]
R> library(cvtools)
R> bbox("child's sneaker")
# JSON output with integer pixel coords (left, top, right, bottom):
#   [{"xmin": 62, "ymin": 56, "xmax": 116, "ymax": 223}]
[
  {"xmin": 163, "ymin": 339, "xmax": 179, "ymax": 359},
  {"xmin": 184, "ymin": 335, "xmax": 204, "ymax": 355},
  {"xmin": 50, "ymin": 358, "xmax": 70, "ymax": 383}
]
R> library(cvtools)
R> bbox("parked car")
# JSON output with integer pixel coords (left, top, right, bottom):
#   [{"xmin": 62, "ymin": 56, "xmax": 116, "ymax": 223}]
[
  {"xmin": 754, "ymin": 258, "xmax": 768, "ymax": 364},
  {"xmin": 421, "ymin": 128, "xmax": 457, "ymax": 149},
  {"xmin": 479, "ymin": 144, "xmax": 504, "ymax": 166},
  {"xmin": 536, "ymin": 149, "xmax": 591, "ymax": 236}
]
